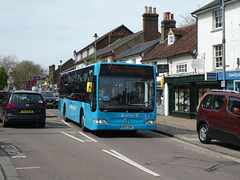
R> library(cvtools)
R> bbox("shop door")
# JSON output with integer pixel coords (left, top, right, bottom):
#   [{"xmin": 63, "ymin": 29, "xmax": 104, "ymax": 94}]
[{"xmin": 234, "ymin": 80, "xmax": 240, "ymax": 92}]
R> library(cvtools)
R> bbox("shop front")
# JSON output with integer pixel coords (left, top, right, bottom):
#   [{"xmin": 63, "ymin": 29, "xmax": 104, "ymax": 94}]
[
  {"xmin": 165, "ymin": 74, "xmax": 220, "ymax": 119},
  {"xmin": 218, "ymin": 71, "xmax": 240, "ymax": 91}
]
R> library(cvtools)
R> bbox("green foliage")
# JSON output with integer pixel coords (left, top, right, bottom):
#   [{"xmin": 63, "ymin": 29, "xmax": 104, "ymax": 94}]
[
  {"xmin": 85, "ymin": 54, "xmax": 100, "ymax": 65},
  {"xmin": 0, "ymin": 66, "xmax": 8, "ymax": 89}
]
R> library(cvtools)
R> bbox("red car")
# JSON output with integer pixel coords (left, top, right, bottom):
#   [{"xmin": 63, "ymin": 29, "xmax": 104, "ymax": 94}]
[{"xmin": 197, "ymin": 90, "xmax": 240, "ymax": 146}]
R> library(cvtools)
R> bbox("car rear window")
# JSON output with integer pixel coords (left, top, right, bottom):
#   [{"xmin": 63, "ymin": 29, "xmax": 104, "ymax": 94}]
[
  {"xmin": 11, "ymin": 94, "xmax": 43, "ymax": 103},
  {"xmin": 41, "ymin": 92, "xmax": 55, "ymax": 97}
]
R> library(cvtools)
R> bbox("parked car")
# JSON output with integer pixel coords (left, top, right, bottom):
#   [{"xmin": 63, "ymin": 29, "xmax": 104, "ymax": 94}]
[
  {"xmin": 0, "ymin": 90, "xmax": 46, "ymax": 127},
  {"xmin": 197, "ymin": 90, "xmax": 240, "ymax": 146},
  {"xmin": 40, "ymin": 91, "xmax": 58, "ymax": 108}
]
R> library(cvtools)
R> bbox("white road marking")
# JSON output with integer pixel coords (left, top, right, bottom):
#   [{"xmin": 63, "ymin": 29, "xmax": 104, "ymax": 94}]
[
  {"xmin": 61, "ymin": 120, "xmax": 72, "ymax": 127},
  {"xmin": 61, "ymin": 132, "xmax": 84, "ymax": 142},
  {"xmin": 102, "ymin": 149, "xmax": 160, "ymax": 177},
  {"xmin": 66, "ymin": 132, "xmax": 78, "ymax": 134},
  {"xmin": 12, "ymin": 155, "xmax": 26, "ymax": 158},
  {"xmin": 45, "ymin": 124, "xmax": 51, "ymax": 127},
  {"xmin": 15, "ymin": 167, "xmax": 40, "ymax": 170},
  {"xmin": 78, "ymin": 132, "xmax": 98, "ymax": 142}
]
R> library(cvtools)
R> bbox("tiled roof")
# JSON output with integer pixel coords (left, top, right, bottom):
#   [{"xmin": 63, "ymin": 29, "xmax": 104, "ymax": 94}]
[
  {"xmin": 114, "ymin": 38, "xmax": 161, "ymax": 60},
  {"xmin": 96, "ymin": 31, "xmax": 143, "ymax": 56},
  {"xmin": 76, "ymin": 24, "xmax": 133, "ymax": 54},
  {"xmin": 142, "ymin": 23, "xmax": 196, "ymax": 62}
]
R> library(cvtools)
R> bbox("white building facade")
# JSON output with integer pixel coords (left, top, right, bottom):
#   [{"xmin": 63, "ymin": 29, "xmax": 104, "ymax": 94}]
[{"xmin": 193, "ymin": 0, "xmax": 240, "ymax": 91}]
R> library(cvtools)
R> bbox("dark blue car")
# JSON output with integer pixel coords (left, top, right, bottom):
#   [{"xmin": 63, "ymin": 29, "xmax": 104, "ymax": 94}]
[{"xmin": 0, "ymin": 91, "xmax": 46, "ymax": 127}]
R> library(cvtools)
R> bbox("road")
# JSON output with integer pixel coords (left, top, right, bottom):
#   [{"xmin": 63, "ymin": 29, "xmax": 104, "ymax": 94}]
[{"xmin": 0, "ymin": 109, "xmax": 240, "ymax": 180}]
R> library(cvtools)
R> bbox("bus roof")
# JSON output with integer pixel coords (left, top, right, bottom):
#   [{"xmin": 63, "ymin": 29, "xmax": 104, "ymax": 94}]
[{"xmin": 60, "ymin": 62, "xmax": 154, "ymax": 76}]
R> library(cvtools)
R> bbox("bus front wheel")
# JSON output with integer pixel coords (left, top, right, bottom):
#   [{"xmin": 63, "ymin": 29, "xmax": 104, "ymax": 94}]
[
  {"xmin": 80, "ymin": 111, "xmax": 89, "ymax": 132},
  {"xmin": 64, "ymin": 106, "xmax": 69, "ymax": 122}
]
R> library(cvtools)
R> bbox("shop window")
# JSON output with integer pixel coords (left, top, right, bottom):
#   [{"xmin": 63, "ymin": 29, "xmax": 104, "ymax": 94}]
[{"xmin": 174, "ymin": 88, "xmax": 190, "ymax": 112}]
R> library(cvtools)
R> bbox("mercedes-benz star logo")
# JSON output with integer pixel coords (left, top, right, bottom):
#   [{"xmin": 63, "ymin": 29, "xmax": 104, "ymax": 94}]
[{"xmin": 124, "ymin": 119, "xmax": 130, "ymax": 124}]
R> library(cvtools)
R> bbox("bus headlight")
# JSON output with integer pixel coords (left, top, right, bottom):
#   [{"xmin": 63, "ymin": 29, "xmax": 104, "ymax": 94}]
[
  {"xmin": 145, "ymin": 120, "xmax": 156, "ymax": 124},
  {"xmin": 94, "ymin": 119, "xmax": 109, "ymax": 124}
]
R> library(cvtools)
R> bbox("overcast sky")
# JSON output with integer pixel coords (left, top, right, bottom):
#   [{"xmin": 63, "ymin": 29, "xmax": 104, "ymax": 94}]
[{"xmin": 0, "ymin": 0, "xmax": 211, "ymax": 69}]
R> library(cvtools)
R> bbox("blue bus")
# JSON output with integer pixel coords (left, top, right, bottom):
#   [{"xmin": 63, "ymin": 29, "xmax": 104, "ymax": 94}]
[{"xmin": 58, "ymin": 62, "xmax": 156, "ymax": 131}]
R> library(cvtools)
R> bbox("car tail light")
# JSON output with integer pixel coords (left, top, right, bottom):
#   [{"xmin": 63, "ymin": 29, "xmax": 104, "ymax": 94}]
[
  {"xmin": 6, "ymin": 104, "xmax": 18, "ymax": 109},
  {"xmin": 37, "ymin": 104, "xmax": 46, "ymax": 109}
]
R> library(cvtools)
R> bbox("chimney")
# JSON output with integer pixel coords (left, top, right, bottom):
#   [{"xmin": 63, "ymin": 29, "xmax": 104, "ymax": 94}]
[
  {"xmin": 161, "ymin": 12, "xmax": 176, "ymax": 41},
  {"xmin": 142, "ymin": 6, "xmax": 160, "ymax": 42}
]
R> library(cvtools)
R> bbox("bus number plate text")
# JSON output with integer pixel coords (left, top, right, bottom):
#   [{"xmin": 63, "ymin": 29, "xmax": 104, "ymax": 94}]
[{"xmin": 121, "ymin": 126, "xmax": 134, "ymax": 130}]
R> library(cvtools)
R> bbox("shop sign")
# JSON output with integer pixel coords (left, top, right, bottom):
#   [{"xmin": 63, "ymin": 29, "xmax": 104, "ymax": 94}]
[
  {"xmin": 157, "ymin": 64, "xmax": 169, "ymax": 73},
  {"xmin": 165, "ymin": 75, "xmax": 204, "ymax": 83},
  {"xmin": 192, "ymin": 59, "xmax": 204, "ymax": 69},
  {"xmin": 206, "ymin": 73, "xmax": 217, "ymax": 81},
  {"xmin": 218, "ymin": 72, "xmax": 240, "ymax": 80},
  {"xmin": 34, "ymin": 76, "xmax": 41, "ymax": 80}
]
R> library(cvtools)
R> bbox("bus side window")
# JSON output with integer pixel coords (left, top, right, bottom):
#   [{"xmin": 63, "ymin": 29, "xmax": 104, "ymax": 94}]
[{"xmin": 90, "ymin": 75, "xmax": 96, "ymax": 112}]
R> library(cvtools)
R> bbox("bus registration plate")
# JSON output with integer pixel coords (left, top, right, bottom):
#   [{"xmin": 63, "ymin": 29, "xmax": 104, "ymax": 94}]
[{"xmin": 121, "ymin": 126, "xmax": 134, "ymax": 129}]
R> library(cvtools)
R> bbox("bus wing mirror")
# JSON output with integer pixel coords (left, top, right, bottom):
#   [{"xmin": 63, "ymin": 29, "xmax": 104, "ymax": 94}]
[{"xmin": 87, "ymin": 82, "xmax": 93, "ymax": 92}]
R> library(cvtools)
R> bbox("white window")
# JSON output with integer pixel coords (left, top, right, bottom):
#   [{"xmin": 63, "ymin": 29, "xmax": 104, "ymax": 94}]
[
  {"xmin": 214, "ymin": 45, "xmax": 223, "ymax": 68},
  {"xmin": 214, "ymin": 10, "xmax": 222, "ymax": 29},
  {"xmin": 132, "ymin": 59, "xmax": 136, "ymax": 64},
  {"xmin": 89, "ymin": 47, "xmax": 94, "ymax": 55},
  {"xmin": 83, "ymin": 51, "xmax": 87, "ymax": 58},
  {"xmin": 168, "ymin": 34, "xmax": 175, "ymax": 45},
  {"xmin": 176, "ymin": 64, "xmax": 187, "ymax": 73}
]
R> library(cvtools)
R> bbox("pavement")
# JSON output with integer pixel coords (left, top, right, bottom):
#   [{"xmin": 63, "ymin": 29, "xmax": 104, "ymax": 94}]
[
  {"xmin": 155, "ymin": 115, "xmax": 240, "ymax": 159},
  {"xmin": 0, "ymin": 114, "xmax": 240, "ymax": 179}
]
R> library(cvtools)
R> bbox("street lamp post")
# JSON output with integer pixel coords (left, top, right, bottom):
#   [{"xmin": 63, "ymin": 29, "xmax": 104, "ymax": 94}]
[
  {"xmin": 60, "ymin": 60, "xmax": 62, "ymax": 74},
  {"xmin": 221, "ymin": 0, "xmax": 226, "ymax": 89},
  {"xmin": 93, "ymin": 33, "xmax": 98, "ymax": 61},
  {"xmin": 73, "ymin": 50, "xmax": 77, "ymax": 68}
]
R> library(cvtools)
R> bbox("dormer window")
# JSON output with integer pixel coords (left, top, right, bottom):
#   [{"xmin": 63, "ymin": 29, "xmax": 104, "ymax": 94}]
[{"xmin": 168, "ymin": 31, "xmax": 175, "ymax": 45}]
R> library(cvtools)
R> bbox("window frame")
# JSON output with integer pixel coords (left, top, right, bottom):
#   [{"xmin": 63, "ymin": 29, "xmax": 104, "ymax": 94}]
[
  {"xmin": 176, "ymin": 63, "xmax": 187, "ymax": 73},
  {"xmin": 213, "ymin": 9, "xmax": 222, "ymax": 30},
  {"xmin": 214, "ymin": 45, "xmax": 223, "ymax": 69}
]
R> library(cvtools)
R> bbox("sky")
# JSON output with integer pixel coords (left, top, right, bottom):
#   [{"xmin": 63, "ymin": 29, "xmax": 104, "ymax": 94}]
[{"xmin": 0, "ymin": 0, "xmax": 211, "ymax": 70}]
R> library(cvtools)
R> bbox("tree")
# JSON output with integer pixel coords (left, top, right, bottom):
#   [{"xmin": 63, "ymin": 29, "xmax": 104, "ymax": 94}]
[
  {"xmin": 10, "ymin": 60, "xmax": 43, "ymax": 89},
  {"xmin": 0, "ymin": 67, "xmax": 8, "ymax": 89},
  {"xmin": 178, "ymin": 12, "xmax": 196, "ymax": 27},
  {"xmin": 0, "ymin": 55, "xmax": 18, "ymax": 75}
]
